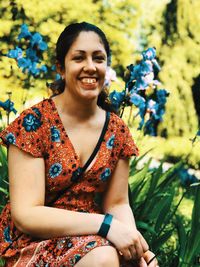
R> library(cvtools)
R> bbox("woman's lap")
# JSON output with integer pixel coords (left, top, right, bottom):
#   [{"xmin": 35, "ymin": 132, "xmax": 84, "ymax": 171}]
[{"xmin": 4, "ymin": 235, "xmax": 112, "ymax": 266}]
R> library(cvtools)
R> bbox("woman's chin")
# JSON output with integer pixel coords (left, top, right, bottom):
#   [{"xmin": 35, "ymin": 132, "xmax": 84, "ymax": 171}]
[{"xmin": 79, "ymin": 88, "xmax": 100, "ymax": 100}]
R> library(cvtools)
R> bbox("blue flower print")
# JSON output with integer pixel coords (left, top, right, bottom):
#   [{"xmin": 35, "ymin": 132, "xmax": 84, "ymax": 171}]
[
  {"xmin": 5, "ymin": 133, "xmax": 16, "ymax": 144},
  {"xmin": 100, "ymin": 168, "xmax": 111, "ymax": 182},
  {"xmin": 32, "ymin": 107, "xmax": 41, "ymax": 118},
  {"xmin": 49, "ymin": 163, "xmax": 62, "ymax": 178},
  {"xmin": 106, "ymin": 134, "xmax": 115, "ymax": 149},
  {"xmin": 51, "ymin": 126, "xmax": 60, "ymax": 142},
  {"xmin": 69, "ymin": 254, "xmax": 81, "ymax": 265},
  {"xmin": 3, "ymin": 226, "xmax": 12, "ymax": 243},
  {"xmin": 22, "ymin": 113, "xmax": 42, "ymax": 132},
  {"xmin": 85, "ymin": 241, "xmax": 97, "ymax": 249}
]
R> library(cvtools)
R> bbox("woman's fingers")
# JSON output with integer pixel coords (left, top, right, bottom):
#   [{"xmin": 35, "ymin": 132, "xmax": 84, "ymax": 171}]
[
  {"xmin": 138, "ymin": 231, "xmax": 149, "ymax": 252},
  {"xmin": 130, "ymin": 242, "xmax": 143, "ymax": 259},
  {"xmin": 143, "ymin": 250, "xmax": 158, "ymax": 267},
  {"xmin": 120, "ymin": 248, "xmax": 132, "ymax": 261},
  {"xmin": 129, "ymin": 245, "xmax": 138, "ymax": 260},
  {"xmin": 138, "ymin": 257, "xmax": 148, "ymax": 267}
]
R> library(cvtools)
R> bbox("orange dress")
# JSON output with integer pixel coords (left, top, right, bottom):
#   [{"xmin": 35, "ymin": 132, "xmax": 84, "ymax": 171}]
[{"xmin": 0, "ymin": 98, "xmax": 139, "ymax": 266}]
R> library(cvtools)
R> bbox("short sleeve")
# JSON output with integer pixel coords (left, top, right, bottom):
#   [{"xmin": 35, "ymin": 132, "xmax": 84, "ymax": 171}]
[
  {"xmin": 119, "ymin": 120, "xmax": 139, "ymax": 159},
  {"xmin": 0, "ymin": 107, "xmax": 44, "ymax": 158}
]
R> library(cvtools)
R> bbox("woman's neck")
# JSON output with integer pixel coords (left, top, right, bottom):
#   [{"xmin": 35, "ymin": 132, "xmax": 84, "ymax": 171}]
[{"xmin": 53, "ymin": 89, "xmax": 102, "ymax": 122}]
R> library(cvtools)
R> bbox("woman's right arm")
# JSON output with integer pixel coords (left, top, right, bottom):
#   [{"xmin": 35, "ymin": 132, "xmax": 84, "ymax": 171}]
[{"xmin": 8, "ymin": 145, "xmax": 105, "ymax": 239}]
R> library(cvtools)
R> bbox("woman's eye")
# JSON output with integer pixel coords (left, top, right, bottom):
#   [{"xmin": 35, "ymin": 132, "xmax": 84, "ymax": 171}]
[
  {"xmin": 94, "ymin": 56, "xmax": 105, "ymax": 62},
  {"xmin": 73, "ymin": 56, "xmax": 83, "ymax": 61}
]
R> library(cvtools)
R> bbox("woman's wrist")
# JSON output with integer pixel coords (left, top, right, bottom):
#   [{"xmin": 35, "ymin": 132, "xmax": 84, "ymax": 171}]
[{"xmin": 97, "ymin": 213, "xmax": 113, "ymax": 238}]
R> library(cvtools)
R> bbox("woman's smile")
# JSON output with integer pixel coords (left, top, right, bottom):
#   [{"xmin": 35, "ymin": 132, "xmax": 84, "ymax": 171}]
[
  {"xmin": 61, "ymin": 31, "xmax": 107, "ymax": 101},
  {"xmin": 78, "ymin": 77, "xmax": 98, "ymax": 90}
]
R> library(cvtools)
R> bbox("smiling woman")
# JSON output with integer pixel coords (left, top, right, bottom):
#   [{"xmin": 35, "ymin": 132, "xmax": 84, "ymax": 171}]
[
  {"xmin": 0, "ymin": 22, "xmax": 157, "ymax": 267},
  {"xmin": 59, "ymin": 31, "xmax": 107, "ymax": 102}
]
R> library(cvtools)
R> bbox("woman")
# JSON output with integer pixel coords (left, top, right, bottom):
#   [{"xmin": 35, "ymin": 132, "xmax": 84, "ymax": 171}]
[{"xmin": 0, "ymin": 22, "xmax": 158, "ymax": 266}]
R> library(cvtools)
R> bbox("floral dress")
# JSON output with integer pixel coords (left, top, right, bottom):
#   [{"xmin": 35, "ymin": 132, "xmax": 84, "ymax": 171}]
[{"xmin": 0, "ymin": 98, "xmax": 139, "ymax": 266}]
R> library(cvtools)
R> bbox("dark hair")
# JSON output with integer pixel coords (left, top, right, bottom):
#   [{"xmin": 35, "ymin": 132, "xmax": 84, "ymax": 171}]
[{"xmin": 48, "ymin": 21, "xmax": 116, "ymax": 113}]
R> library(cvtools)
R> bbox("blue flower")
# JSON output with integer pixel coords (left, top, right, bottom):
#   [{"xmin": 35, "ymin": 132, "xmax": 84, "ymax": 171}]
[
  {"xmin": 142, "ymin": 48, "xmax": 161, "ymax": 72},
  {"xmin": 142, "ymin": 47, "xmax": 156, "ymax": 61},
  {"xmin": 29, "ymin": 62, "xmax": 40, "ymax": 76},
  {"xmin": 137, "ymin": 61, "xmax": 153, "ymax": 76},
  {"xmin": 130, "ymin": 93, "xmax": 146, "ymax": 129},
  {"xmin": 106, "ymin": 135, "xmax": 115, "ymax": 149},
  {"xmin": 49, "ymin": 163, "xmax": 62, "ymax": 178},
  {"xmin": 51, "ymin": 126, "xmax": 60, "ymax": 142},
  {"xmin": 22, "ymin": 113, "xmax": 42, "ymax": 132},
  {"xmin": 100, "ymin": 168, "xmax": 111, "ymax": 181},
  {"xmin": 7, "ymin": 46, "xmax": 23, "ymax": 59},
  {"xmin": 0, "ymin": 99, "xmax": 17, "ymax": 114},
  {"xmin": 109, "ymin": 90, "xmax": 125, "ymax": 111},
  {"xmin": 18, "ymin": 57, "xmax": 32, "ymax": 73},
  {"xmin": 55, "ymin": 73, "xmax": 61, "ymax": 80},
  {"xmin": 3, "ymin": 226, "xmax": 12, "ymax": 243},
  {"xmin": 178, "ymin": 168, "xmax": 199, "ymax": 187},
  {"xmin": 40, "ymin": 65, "xmax": 48, "ymax": 73},
  {"xmin": 130, "ymin": 93, "xmax": 146, "ymax": 113},
  {"xmin": 51, "ymin": 65, "xmax": 56, "ymax": 71},
  {"xmin": 18, "ymin": 24, "xmax": 31, "ymax": 40},
  {"xmin": 156, "ymin": 89, "xmax": 169, "ymax": 105},
  {"xmin": 5, "ymin": 133, "xmax": 16, "ymax": 144},
  {"xmin": 30, "ymin": 32, "xmax": 47, "ymax": 51},
  {"xmin": 26, "ymin": 48, "xmax": 39, "ymax": 62}
]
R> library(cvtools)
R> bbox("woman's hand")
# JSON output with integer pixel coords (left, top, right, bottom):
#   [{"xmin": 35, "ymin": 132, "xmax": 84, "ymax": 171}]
[
  {"xmin": 106, "ymin": 218, "xmax": 149, "ymax": 261},
  {"xmin": 131, "ymin": 250, "xmax": 158, "ymax": 267},
  {"xmin": 143, "ymin": 250, "xmax": 158, "ymax": 267}
]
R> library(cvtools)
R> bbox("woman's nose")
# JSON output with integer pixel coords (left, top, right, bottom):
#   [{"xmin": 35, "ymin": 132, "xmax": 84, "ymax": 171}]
[{"xmin": 83, "ymin": 58, "xmax": 96, "ymax": 73}]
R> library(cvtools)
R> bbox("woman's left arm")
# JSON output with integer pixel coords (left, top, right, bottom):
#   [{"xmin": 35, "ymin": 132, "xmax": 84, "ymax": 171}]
[
  {"xmin": 102, "ymin": 158, "xmax": 136, "ymax": 228},
  {"xmin": 103, "ymin": 158, "xmax": 158, "ymax": 267}
]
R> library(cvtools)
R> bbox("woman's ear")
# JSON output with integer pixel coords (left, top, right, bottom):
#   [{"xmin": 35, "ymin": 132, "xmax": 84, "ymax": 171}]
[{"xmin": 56, "ymin": 61, "xmax": 64, "ymax": 78}]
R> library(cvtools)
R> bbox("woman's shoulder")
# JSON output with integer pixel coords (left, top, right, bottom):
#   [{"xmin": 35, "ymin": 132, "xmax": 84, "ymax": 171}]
[
  {"xmin": 21, "ymin": 98, "xmax": 52, "ymax": 116},
  {"xmin": 109, "ymin": 111, "xmax": 129, "ymax": 129},
  {"xmin": 0, "ymin": 98, "xmax": 53, "ymax": 157}
]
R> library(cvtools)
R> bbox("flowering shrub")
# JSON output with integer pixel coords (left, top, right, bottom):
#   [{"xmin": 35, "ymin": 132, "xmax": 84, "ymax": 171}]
[
  {"xmin": 109, "ymin": 48, "xmax": 169, "ymax": 136},
  {"xmin": 6, "ymin": 24, "xmax": 47, "ymax": 77}
]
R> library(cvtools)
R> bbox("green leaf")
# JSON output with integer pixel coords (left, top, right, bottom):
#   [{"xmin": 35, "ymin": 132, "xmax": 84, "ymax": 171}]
[
  {"xmin": 152, "ymin": 229, "xmax": 174, "ymax": 251},
  {"xmin": 176, "ymin": 215, "xmax": 187, "ymax": 261},
  {"xmin": 136, "ymin": 221, "xmax": 156, "ymax": 235},
  {"xmin": 154, "ymin": 188, "xmax": 175, "ymax": 233}
]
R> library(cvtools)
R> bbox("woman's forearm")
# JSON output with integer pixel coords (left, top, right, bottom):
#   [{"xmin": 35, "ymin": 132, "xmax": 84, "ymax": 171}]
[
  {"xmin": 104, "ymin": 203, "xmax": 137, "ymax": 229},
  {"xmin": 13, "ymin": 206, "xmax": 104, "ymax": 239}
]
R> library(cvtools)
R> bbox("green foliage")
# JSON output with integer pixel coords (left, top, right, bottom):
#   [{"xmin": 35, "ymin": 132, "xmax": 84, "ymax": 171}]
[
  {"xmin": 140, "ymin": 0, "xmax": 200, "ymax": 137},
  {"xmin": 129, "ymin": 155, "xmax": 200, "ymax": 266},
  {"xmin": 0, "ymin": 146, "xmax": 8, "ymax": 212}
]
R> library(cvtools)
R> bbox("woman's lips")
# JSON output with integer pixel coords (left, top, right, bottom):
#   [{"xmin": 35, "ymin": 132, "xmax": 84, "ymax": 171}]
[{"xmin": 79, "ymin": 77, "xmax": 98, "ymax": 89}]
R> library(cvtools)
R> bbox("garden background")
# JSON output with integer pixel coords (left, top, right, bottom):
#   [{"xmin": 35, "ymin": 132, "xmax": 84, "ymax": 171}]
[{"xmin": 0, "ymin": 0, "xmax": 200, "ymax": 266}]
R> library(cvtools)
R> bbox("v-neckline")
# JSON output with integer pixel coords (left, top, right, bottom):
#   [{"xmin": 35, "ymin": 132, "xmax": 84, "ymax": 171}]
[{"xmin": 49, "ymin": 97, "xmax": 110, "ymax": 174}]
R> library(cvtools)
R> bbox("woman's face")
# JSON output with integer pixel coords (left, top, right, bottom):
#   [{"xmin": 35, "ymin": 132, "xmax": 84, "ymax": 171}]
[{"xmin": 61, "ymin": 31, "xmax": 108, "ymax": 101}]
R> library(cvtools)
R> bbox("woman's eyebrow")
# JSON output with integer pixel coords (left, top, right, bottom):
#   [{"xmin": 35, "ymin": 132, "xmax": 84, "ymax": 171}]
[{"xmin": 73, "ymin": 50, "xmax": 105, "ymax": 54}]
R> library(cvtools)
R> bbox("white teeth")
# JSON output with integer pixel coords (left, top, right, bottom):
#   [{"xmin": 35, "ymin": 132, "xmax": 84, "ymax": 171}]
[{"xmin": 81, "ymin": 78, "xmax": 96, "ymax": 84}]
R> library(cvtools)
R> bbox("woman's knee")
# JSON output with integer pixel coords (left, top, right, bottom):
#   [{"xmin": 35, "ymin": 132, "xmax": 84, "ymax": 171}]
[{"xmin": 75, "ymin": 245, "xmax": 120, "ymax": 267}]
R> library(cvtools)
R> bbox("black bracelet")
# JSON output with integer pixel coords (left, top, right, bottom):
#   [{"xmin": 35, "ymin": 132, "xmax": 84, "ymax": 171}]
[{"xmin": 97, "ymin": 213, "xmax": 113, "ymax": 238}]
